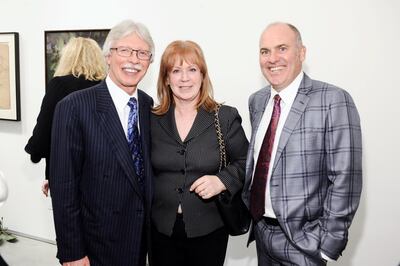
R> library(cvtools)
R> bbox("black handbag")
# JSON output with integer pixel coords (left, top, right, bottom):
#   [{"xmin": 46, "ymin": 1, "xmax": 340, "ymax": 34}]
[{"xmin": 214, "ymin": 104, "xmax": 251, "ymax": 236}]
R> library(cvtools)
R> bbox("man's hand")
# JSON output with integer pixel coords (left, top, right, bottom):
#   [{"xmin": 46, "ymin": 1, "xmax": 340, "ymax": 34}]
[
  {"xmin": 190, "ymin": 175, "xmax": 226, "ymax": 199},
  {"xmin": 63, "ymin": 256, "xmax": 90, "ymax": 266}
]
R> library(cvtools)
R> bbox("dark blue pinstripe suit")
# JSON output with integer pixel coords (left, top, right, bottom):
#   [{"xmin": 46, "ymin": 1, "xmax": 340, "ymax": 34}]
[{"xmin": 50, "ymin": 81, "xmax": 153, "ymax": 265}]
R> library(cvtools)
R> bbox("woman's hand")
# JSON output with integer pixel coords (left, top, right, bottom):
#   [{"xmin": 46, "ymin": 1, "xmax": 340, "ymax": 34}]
[
  {"xmin": 190, "ymin": 175, "xmax": 226, "ymax": 199},
  {"xmin": 41, "ymin": 180, "xmax": 49, "ymax": 197}
]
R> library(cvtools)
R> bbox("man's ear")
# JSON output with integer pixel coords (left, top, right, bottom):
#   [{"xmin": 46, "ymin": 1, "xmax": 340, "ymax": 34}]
[
  {"xmin": 105, "ymin": 54, "xmax": 112, "ymax": 66},
  {"xmin": 300, "ymin": 45, "xmax": 306, "ymax": 62}
]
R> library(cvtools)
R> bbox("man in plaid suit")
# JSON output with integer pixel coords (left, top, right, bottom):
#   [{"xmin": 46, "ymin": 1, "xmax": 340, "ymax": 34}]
[{"xmin": 242, "ymin": 22, "xmax": 362, "ymax": 265}]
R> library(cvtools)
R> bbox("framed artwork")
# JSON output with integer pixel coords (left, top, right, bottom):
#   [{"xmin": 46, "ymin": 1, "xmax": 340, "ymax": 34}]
[
  {"xmin": 44, "ymin": 29, "xmax": 109, "ymax": 87},
  {"xmin": 0, "ymin": 32, "xmax": 20, "ymax": 121}
]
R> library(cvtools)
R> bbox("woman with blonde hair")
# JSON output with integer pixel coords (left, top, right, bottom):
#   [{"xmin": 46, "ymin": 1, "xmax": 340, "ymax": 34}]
[
  {"xmin": 25, "ymin": 37, "xmax": 106, "ymax": 196},
  {"xmin": 150, "ymin": 40, "xmax": 249, "ymax": 266}
]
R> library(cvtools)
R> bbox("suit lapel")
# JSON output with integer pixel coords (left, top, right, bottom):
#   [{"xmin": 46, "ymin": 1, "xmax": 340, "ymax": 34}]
[
  {"xmin": 95, "ymin": 82, "xmax": 143, "ymax": 198},
  {"xmin": 252, "ymin": 89, "xmax": 271, "ymax": 139},
  {"xmin": 246, "ymin": 89, "xmax": 270, "ymax": 180},
  {"xmin": 138, "ymin": 90, "xmax": 153, "ymax": 203},
  {"xmin": 184, "ymin": 107, "xmax": 214, "ymax": 143},
  {"xmin": 138, "ymin": 90, "xmax": 151, "ymax": 150},
  {"xmin": 158, "ymin": 106, "xmax": 214, "ymax": 144},
  {"xmin": 272, "ymin": 74, "xmax": 312, "ymax": 171},
  {"xmin": 157, "ymin": 105, "xmax": 183, "ymax": 145}
]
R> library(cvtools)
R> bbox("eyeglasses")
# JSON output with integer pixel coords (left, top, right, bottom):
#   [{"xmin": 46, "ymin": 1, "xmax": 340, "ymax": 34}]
[{"xmin": 110, "ymin": 47, "xmax": 152, "ymax": 60}]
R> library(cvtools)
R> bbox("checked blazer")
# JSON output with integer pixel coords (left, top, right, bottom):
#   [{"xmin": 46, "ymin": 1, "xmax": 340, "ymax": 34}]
[
  {"xmin": 242, "ymin": 73, "xmax": 362, "ymax": 260},
  {"xmin": 50, "ymin": 81, "xmax": 153, "ymax": 266}
]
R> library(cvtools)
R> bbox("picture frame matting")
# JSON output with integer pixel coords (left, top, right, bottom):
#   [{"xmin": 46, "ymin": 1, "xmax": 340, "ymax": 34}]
[{"xmin": 0, "ymin": 32, "xmax": 20, "ymax": 121}]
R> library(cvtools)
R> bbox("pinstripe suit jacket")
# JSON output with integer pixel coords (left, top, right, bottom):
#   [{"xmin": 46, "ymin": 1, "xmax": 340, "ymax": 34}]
[
  {"xmin": 242, "ymin": 73, "xmax": 362, "ymax": 260},
  {"xmin": 50, "ymin": 81, "xmax": 153, "ymax": 266}
]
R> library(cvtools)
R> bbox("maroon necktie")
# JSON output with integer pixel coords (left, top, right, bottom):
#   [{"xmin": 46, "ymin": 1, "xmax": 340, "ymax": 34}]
[{"xmin": 250, "ymin": 94, "xmax": 281, "ymax": 222}]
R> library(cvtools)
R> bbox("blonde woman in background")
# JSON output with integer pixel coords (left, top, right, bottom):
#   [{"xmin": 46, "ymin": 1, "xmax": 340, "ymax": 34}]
[{"xmin": 25, "ymin": 37, "xmax": 106, "ymax": 197}]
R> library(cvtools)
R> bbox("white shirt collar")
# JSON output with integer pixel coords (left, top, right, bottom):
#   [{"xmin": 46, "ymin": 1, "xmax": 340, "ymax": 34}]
[
  {"xmin": 271, "ymin": 71, "xmax": 304, "ymax": 107},
  {"xmin": 106, "ymin": 76, "xmax": 139, "ymax": 110},
  {"xmin": 106, "ymin": 75, "xmax": 140, "ymax": 137}
]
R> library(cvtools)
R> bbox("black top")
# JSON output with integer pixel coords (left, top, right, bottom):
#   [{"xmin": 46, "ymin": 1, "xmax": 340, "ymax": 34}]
[
  {"xmin": 151, "ymin": 105, "xmax": 249, "ymax": 237},
  {"xmin": 25, "ymin": 74, "xmax": 101, "ymax": 179}
]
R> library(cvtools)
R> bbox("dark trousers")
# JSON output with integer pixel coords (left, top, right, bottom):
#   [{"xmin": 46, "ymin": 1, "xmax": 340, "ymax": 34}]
[{"xmin": 151, "ymin": 214, "xmax": 228, "ymax": 266}]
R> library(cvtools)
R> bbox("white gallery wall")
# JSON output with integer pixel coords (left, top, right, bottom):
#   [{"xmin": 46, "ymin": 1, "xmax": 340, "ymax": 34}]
[{"xmin": 0, "ymin": 0, "xmax": 399, "ymax": 265}]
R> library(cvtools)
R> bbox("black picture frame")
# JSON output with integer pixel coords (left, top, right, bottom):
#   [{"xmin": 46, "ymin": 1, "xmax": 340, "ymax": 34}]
[
  {"xmin": 0, "ymin": 32, "xmax": 20, "ymax": 121},
  {"xmin": 44, "ymin": 29, "xmax": 109, "ymax": 88}
]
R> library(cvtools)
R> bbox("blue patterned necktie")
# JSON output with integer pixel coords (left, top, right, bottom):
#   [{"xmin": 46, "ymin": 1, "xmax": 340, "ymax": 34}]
[{"xmin": 127, "ymin": 97, "xmax": 144, "ymax": 187}]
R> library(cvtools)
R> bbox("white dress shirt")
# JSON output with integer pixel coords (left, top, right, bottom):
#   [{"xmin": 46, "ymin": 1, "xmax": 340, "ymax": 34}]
[
  {"xmin": 252, "ymin": 72, "xmax": 303, "ymax": 218},
  {"xmin": 106, "ymin": 76, "xmax": 140, "ymax": 140}
]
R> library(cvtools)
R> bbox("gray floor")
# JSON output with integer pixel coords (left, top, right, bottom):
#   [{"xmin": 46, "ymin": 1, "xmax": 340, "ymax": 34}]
[
  {"xmin": 0, "ymin": 235, "xmax": 154, "ymax": 266},
  {"xmin": 0, "ymin": 235, "xmax": 58, "ymax": 266}
]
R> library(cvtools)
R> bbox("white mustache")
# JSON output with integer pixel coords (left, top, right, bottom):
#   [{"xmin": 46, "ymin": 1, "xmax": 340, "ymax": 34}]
[{"xmin": 123, "ymin": 64, "xmax": 142, "ymax": 71}]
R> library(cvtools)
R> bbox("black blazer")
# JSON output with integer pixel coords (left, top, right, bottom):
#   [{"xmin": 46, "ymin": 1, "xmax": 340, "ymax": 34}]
[
  {"xmin": 25, "ymin": 74, "xmax": 100, "ymax": 179},
  {"xmin": 50, "ymin": 81, "xmax": 153, "ymax": 266},
  {"xmin": 151, "ymin": 105, "xmax": 249, "ymax": 238}
]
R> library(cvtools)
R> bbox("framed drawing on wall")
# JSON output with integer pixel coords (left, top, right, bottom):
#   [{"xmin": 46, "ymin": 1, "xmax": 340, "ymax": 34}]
[
  {"xmin": 44, "ymin": 29, "xmax": 109, "ymax": 87},
  {"xmin": 0, "ymin": 32, "xmax": 20, "ymax": 121}
]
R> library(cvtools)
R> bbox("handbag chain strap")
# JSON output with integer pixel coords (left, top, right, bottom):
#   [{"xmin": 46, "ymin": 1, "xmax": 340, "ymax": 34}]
[{"xmin": 214, "ymin": 104, "xmax": 227, "ymax": 172}]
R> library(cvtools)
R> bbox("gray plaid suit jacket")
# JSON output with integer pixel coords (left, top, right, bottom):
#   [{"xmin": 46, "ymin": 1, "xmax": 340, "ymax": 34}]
[{"xmin": 242, "ymin": 73, "xmax": 362, "ymax": 260}]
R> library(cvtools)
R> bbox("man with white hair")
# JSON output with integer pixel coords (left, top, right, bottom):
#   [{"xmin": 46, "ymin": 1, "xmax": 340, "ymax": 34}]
[{"xmin": 50, "ymin": 20, "xmax": 154, "ymax": 266}]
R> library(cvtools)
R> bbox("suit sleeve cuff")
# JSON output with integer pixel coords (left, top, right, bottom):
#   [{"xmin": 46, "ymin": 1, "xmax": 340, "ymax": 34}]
[{"xmin": 321, "ymin": 251, "xmax": 335, "ymax": 262}]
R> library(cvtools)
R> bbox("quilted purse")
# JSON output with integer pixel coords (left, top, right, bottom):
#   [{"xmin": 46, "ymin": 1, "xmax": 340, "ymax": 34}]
[{"xmin": 214, "ymin": 104, "xmax": 251, "ymax": 236}]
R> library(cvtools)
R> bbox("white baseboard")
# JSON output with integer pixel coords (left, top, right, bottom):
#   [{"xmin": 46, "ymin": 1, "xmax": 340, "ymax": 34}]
[{"xmin": 6, "ymin": 229, "xmax": 56, "ymax": 245}]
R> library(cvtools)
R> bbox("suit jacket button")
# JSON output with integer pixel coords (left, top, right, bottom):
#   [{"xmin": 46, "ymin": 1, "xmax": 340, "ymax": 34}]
[
  {"xmin": 177, "ymin": 188, "xmax": 183, "ymax": 193},
  {"xmin": 180, "ymin": 169, "xmax": 185, "ymax": 175},
  {"xmin": 177, "ymin": 149, "xmax": 185, "ymax": 155}
]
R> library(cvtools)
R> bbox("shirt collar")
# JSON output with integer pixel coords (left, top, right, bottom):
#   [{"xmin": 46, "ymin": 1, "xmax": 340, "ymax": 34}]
[
  {"xmin": 271, "ymin": 72, "xmax": 304, "ymax": 106},
  {"xmin": 106, "ymin": 75, "xmax": 138, "ymax": 109}
]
